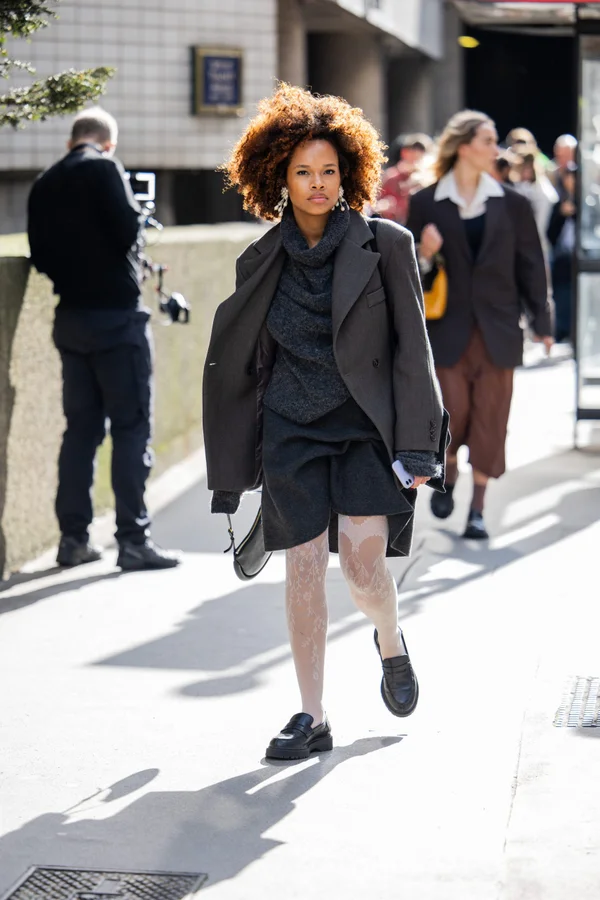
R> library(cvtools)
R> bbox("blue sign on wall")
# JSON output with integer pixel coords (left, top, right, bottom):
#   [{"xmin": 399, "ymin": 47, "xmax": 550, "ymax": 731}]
[{"xmin": 193, "ymin": 47, "xmax": 243, "ymax": 115}]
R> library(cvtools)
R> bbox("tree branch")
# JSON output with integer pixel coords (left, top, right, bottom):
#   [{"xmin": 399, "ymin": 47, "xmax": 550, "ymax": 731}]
[{"xmin": 0, "ymin": 66, "xmax": 115, "ymax": 127}]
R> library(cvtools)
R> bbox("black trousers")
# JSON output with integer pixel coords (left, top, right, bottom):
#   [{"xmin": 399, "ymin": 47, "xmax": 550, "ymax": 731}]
[{"xmin": 53, "ymin": 308, "xmax": 154, "ymax": 545}]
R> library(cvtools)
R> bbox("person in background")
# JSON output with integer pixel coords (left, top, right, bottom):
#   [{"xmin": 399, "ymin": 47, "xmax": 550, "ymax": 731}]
[
  {"xmin": 507, "ymin": 129, "xmax": 559, "ymax": 262},
  {"xmin": 375, "ymin": 133, "xmax": 433, "ymax": 225},
  {"xmin": 550, "ymin": 134, "xmax": 578, "ymax": 189},
  {"xmin": 27, "ymin": 107, "xmax": 181, "ymax": 571},
  {"xmin": 492, "ymin": 150, "xmax": 515, "ymax": 185},
  {"xmin": 407, "ymin": 110, "xmax": 554, "ymax": 540},
  {"xmin": 548, "ymin": 161, "xmax": 577, "ymax": 343}
]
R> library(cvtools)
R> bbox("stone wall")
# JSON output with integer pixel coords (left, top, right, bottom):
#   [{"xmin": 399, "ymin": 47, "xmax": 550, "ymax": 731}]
[{"xmin": 0, "ymin": 223, "xmax": 267, "ymax": 576}]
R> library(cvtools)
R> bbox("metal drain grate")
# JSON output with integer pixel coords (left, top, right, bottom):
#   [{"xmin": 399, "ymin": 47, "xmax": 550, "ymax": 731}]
[
  {"xmin": 554, "ymin": 676, "xmax": 600, "ymax": 727},
  {"xmin": 0, "ymin": 867, "xmax": 207, "ymax": 900}
]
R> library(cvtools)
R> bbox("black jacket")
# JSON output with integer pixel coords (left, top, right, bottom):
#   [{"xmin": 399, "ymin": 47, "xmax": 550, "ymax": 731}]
[
  {"xmin": 27, "ymin": 144, "xmax": 144, "ymax": 309},
  {"xmin": 407, "ymin": 183, "xmax": 552, "ymax": 369}
]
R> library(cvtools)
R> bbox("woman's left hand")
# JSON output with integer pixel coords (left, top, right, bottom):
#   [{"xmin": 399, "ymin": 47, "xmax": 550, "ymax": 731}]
[{"xmin": 411, "ymin": 476, "xmax": 431, "ymax": 489}]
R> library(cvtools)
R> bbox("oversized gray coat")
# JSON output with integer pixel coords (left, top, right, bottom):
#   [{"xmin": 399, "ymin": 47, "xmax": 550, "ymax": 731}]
[{"xmin": 202, "ymin": 210, "xmax": 445, "ymax": 556}]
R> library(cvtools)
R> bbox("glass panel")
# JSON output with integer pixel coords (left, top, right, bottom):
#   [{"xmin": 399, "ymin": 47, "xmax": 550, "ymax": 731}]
[
  {"xmin": 579, "ymin": 37, "xmax": 600, "ymax": 258},
  {"xmin": 577, "ymin": 273, "xmax": 600, "ymax": 410},
  {"xmin": 579, "ymin": 5, "xmax": 600, "ymax": 21}
]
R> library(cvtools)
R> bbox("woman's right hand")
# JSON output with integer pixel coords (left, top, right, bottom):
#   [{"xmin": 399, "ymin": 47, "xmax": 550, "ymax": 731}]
[{"xmin": 420, "ymin": 223, "xmax": 443, "ymax": 261}]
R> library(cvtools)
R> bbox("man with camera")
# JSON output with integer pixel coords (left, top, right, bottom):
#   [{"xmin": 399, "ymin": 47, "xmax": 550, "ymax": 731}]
[{"xmin": 27, "ymin": 107, "xmax": 181, "ymax": 570}]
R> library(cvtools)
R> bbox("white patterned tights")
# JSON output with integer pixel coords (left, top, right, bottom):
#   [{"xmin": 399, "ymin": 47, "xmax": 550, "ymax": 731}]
[{"xmin": 285, "ymin": 515, "xmax": 405, "ymax": 725}]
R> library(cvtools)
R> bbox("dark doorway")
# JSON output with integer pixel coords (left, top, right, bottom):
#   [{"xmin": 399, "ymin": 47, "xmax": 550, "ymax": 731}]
[{"xmin": 464, "ymin": 26, "xmax": 576, "ymax": 156}]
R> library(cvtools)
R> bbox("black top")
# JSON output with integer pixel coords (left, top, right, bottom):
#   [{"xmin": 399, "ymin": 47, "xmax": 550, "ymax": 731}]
[
  {"xmin": 27, "ymin": 144, "xmax": 144, "ymax": 310},
  {"xmin": 463, "ymin": 213, "xmax": 486, "ymax": 261}
]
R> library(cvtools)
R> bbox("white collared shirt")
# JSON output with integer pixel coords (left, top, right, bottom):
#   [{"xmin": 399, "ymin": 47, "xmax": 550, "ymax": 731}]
[{"xmin": 434, "ymin": 170, "xmax": 504, "ymax": 219}]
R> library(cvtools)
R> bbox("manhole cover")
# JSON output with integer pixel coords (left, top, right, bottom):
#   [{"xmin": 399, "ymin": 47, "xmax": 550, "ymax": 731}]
[
  {"xmin": 0, "ymin": 867, "xmax": 207, "ymax": 900},
  {"xmin": 554, "ymin": 676, "xmax": 600, "ymax": 727}
]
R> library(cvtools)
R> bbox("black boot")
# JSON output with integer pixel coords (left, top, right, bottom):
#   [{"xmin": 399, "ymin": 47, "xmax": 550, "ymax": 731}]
[
  {"xmin": 430, "ymin": 483, "xmax": 455, "ymax": 519},
  {"xmin": 374, "ymin": 630, "xmax": 419, "ymax": 717},
  {"xmin": 117, "ymin": 539, "xmax": 181, "ymax": 571},
  {"xmin": 463, "ymin": 509, "xmax": 489, "ymax": 540},
  {"xmin": 56, "ymin": 536, "xmax": 102, "ymax": 567},
  {"xmin": 266, "ymin": 713, "xmax": 333, "ymax": 761}
]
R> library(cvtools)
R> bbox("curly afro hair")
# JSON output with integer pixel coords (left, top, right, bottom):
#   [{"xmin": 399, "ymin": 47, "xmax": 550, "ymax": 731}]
[{"xmin": 221, "ymin": 83, "xmax": 387, "ymax": 221}]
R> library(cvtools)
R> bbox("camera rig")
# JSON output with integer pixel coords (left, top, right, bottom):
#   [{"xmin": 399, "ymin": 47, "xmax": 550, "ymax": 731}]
[{"xmin": 127, "ymin": 170, "xmax": 191, "ymax": 325}]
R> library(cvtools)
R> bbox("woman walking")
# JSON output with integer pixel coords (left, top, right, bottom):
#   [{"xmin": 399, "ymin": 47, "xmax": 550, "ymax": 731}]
[
  {"xmin": 203, "ymin": 84, "xmax": 446, "ymax": 760},
  {"xmin": 407, "ymin": 110, "xmax": 554, "ymax": 540}
]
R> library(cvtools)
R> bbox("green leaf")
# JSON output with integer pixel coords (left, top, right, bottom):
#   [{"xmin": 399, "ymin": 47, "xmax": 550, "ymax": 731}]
[{"xmin": 0, "ymin": 67, "xmax": 115, "ymax": 128}]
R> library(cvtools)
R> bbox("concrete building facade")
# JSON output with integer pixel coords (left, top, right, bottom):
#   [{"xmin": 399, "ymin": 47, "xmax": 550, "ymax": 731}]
[{"xmin": 0, "ymin": 0, "xmax": 465, "ymax": 233}]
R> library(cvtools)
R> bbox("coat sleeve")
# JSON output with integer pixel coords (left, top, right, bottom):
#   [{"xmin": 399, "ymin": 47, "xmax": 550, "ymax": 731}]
[
  {"xmin": 514, "ymin": 195, "xmax": 553, "ymax": 337},
  {"xmin": 405, "ymin": 191, "xmax": 427, "ymax": 245},
  {"xmin": 96, "ymin": 158, "xmax": 144, "ymax": 252},
  {"xmin": 27, "ymin": 176, "xmax": 49, "ymax": 275},
  {"xmin": 381, "ymin": 226, "xmax": 444, "ymax": 453}
]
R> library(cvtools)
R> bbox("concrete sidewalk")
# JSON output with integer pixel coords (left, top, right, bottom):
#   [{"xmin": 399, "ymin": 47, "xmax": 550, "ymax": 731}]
[{"xmin": 1, "ymin": 352, "xmax": 599, "ymax": 899}]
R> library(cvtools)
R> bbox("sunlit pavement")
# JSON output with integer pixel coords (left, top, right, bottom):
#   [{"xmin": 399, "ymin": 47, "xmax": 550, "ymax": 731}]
[{"xmin": 1, "ymin": 346, "xmax": 599, "ymax": 899}]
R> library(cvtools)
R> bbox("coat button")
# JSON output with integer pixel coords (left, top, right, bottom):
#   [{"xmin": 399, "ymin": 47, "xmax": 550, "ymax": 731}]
[{"xmin": 372, "ymin": 358, "xmax": 379, "ymax": 368}]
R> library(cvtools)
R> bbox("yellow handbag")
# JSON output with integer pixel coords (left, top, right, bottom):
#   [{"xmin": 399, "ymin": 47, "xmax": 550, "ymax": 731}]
[{"xmin": 424, "ymin": 259, "xmax": 448, "ymax": 321}]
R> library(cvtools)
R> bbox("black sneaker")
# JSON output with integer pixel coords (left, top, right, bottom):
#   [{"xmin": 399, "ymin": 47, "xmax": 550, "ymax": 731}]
[
  {"xmin": 56, "ymin": 536, "xmax": 103, "ymax": 567},
  {"xmin": 117, "ymin": 539, "xmax": 181, "ymax": 571},
  {"xmin": 463, "ymin": 510, "xmax": 489, "ymax": 540},
  {"xmin": 266, "ymin": 713, "xmax": 333, "ymax": 761},
  {"xmin": 430, "ymin": 484, "xmax": 455, "ymax": 519}
]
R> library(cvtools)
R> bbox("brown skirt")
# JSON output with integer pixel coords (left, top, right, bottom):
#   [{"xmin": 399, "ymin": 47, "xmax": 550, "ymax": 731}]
[{"xmin": 435, "ymin": 328, "xmax": 514, "ymax": 479}]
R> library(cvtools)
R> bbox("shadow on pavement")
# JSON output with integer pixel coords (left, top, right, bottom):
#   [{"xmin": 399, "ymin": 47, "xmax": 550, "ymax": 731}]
[
  {"xmin": 91, "ymin": 446, "xmax": 600, "ymax": 698},
  {"xmin": 0, "ymin": 568, "xmax": 125, "ymax": 615},
  {"xmin": 399, "ymin": 448, "xmax": 600, "ymax": 616},
  {"xmin": 94, "ymin": 571, "xmax": 363, "ymax": 695},
  {"xmin": 0, "ymin": 737, "xmax": 400, "ymax": 893}
]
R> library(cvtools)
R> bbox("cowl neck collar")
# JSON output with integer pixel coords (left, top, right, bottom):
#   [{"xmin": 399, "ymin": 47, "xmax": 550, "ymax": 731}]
[{"xmin": 280, "ymin": 204, "xmax": 350, "ymax": 268}]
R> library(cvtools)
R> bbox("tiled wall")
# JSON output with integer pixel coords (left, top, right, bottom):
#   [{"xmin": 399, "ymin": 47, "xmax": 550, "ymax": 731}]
[{"xmin": 0, "ymin": 0, "xmax": 277, "ymax": 173}]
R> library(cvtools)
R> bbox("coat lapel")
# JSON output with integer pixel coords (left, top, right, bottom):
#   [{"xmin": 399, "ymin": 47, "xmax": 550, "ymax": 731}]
[
  {"xmin": 211, "ymin": 228, "xmax": 284, "ymax": 349},
  {"xmin": 477, "ymin": 195, "xmax": 503, "ymax": 263},
  {"xmin": 332, "ymin": 214, "xmax": 380, "ymax": 340},
  {"xmin": 436, "ymin": 198, "xmax": 472, "ymax": 263}
]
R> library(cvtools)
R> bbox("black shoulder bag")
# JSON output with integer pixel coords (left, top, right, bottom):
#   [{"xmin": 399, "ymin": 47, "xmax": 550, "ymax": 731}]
[{"xmin": 225, "ymin": 508, "xmax": 272, "ymax": 582}]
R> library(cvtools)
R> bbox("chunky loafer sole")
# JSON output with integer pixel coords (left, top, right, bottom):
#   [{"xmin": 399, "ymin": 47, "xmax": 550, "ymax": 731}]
[
  {"xmin": 266, "ymin": 733, "xmax": 333, "ymax": 760},
  {"xmin": 266, "ymin": 713, "xmax": 333, "ymax": 760}
]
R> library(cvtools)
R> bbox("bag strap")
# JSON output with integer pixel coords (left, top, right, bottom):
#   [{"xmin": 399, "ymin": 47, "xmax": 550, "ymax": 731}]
[{"xmin": 224, "ymin": 514, "xmax": 235, "ymax": 554}]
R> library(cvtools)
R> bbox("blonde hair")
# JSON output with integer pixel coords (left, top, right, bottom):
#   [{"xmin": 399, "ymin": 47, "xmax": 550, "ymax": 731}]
[{"xmin": 434, "ymin": 110, "xmax": 495, "ymax": 180}]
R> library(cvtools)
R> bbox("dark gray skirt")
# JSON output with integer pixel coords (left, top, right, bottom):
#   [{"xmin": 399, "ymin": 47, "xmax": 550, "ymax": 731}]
[{"xmin": 261, "ymin": 398, "xmax": 416, "ymax": 555}]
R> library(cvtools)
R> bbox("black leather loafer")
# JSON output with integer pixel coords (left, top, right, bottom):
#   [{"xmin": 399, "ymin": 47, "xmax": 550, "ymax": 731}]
[
  {"xmin": 430, "ymin": 486, "xmax": 455, "ymax": 520},
  {"xmin": 266, "ymin": 713, "xmax": 333, "ymax": 760},
  {"xmin": 463, "ymin": 510, "xmax": 489, "ymax": 540},
  {"xmin": 374, "ymin": 630, "xmax": 419, "ymax": 718}
]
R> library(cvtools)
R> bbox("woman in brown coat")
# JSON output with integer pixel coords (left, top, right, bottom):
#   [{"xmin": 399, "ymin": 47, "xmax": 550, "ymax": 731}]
[
  {"xmin": 407, "ymin": 110, "xmax": 554, "ymax": 540},
  {"xmin": 203, "ymin": 85, "xmax": 446, "ymax": 761}
]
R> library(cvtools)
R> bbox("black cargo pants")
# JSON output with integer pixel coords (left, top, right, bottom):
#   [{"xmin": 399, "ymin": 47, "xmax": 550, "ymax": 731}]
[{"xmin": 53, "ymin": 307, "xmax": 154, "ymax": 545}]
